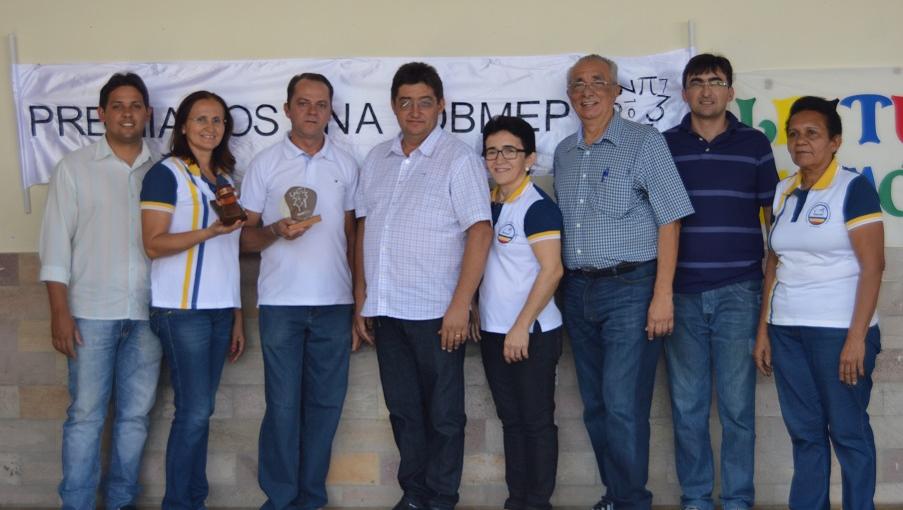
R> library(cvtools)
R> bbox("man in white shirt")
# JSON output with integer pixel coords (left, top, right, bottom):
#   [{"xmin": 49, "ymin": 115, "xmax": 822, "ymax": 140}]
[
  {"xmin": 239, "ymin": 73, "xmax": 359, "ymax": 510},
  {"xmin": 39, "ymin": 72, "xmax": 162, "ymax": 510},
  {"xmin": 354, "ymin": 62, "xmax": 492, "ymax": 510}
]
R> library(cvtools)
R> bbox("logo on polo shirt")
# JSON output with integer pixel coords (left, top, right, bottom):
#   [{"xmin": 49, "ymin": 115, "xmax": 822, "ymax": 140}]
[
  {"xmin": 807, "ymin": 203, "xmax": 830, "ymax": 225},
  {"xmin": 497, "ymin": 223, "xmax": 516, "ymax": 244}
]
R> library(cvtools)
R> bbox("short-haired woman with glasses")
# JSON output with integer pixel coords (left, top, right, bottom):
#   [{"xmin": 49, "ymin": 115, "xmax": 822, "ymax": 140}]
[
  {"xmin": 140, "ymin": 90, "xmax": 246, "ymax": 508},
  {"xmin": 477, "ymin": 115, "xmax": 564, "ymax": 510}
]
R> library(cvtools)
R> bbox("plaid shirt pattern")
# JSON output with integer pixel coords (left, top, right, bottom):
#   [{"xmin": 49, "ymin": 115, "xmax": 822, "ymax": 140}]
[
  {"xmin": 554, "ymin": 114, "xmax": 694, "ymax": 269},
  {"xmin": 356, "ymin": 127, "xmax": 491, "ymax": 320}
]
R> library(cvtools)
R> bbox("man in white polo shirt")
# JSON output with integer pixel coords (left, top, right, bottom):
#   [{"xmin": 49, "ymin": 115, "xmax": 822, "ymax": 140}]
[{"xmin": 239, "ymin": 73, "xmax": 359, "ymax": 510}]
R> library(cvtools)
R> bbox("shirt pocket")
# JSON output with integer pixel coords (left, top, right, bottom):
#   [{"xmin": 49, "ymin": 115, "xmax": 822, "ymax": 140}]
[{"xmin": 588, "ymin": 169, "xmax": 633, "ymax": 219}]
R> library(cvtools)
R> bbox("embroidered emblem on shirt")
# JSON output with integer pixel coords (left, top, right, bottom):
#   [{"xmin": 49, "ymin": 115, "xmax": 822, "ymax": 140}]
[
  {"xmin": 807, "ymin": 203, "xmax": 830, "ymax": 225},
  {"xmin": 498, "ymin": 223, "xmax": 516, "ymax": 244}
]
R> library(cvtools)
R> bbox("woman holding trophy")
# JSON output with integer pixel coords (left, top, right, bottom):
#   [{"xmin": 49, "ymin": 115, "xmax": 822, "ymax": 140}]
[{"xmin": 139, "ymin": 90, "xmax": 246, "ymax": 509}]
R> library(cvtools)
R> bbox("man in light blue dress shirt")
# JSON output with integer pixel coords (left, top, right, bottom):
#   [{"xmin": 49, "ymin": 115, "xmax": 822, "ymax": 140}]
[
  {"xmin": 39, "ymin": 73, "xmax": 162, "ymax": 510},
  {"xmin": 354, "ymin": 62, "xmax": 492, "ymax": 510}
]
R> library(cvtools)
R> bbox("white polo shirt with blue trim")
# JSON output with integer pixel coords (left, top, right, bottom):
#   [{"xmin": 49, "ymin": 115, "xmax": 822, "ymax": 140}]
[
  {"xmin": 479, "ymin": 178, "xmax": 563, "ymax": 334},
  {"xmin": 768, "ymin": 161, "xmax": 882, "ymax": 328},
  {"xmin": 140, "ymin": 157, "xmax": 241, "ymax": 310}
]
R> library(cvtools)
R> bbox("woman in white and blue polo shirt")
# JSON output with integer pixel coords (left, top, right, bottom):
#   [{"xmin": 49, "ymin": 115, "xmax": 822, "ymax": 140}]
[
  {"xmin": 140, "ymin": 90, "xmax": 245, "ymax": 509},
  {"xmin": 754, "ymin": 96, "xmax": 884, "ymax": 510},
  {"xmin": 478, "ymin": 116, "xmax": 564, "ymax": 510}
]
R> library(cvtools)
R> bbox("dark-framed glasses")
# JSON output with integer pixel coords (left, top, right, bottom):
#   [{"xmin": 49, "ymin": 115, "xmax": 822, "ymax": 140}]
[{"xmin": 484, "ymin": 146, "xmax": 526, "ymax": 161}]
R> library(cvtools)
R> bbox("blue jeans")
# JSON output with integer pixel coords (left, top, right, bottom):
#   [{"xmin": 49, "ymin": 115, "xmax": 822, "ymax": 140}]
[
  {"xmin": 769, "ymin": 324, "xmax": 880, "ymax": 510},
  {"xmin": 375, "ymin": 316, "xmax": 466, "ymax": 510},
  {"xmin": 60, "ymin": 318, "xmax": 162, "ymax": 510},
  {"xmin": 151, "ymin": 307, "xmax": 234, "ymax": 510},
  {"xmin": 562, "ymin": 261, "xmax": 660, "ymax": 510},
  {"xmin": 664, "ymin": 279, "xmax": 760, "ymax": 510},
  {"xmin": 258, "ymin": 305, "xmax": 352, "ymax": 510}
]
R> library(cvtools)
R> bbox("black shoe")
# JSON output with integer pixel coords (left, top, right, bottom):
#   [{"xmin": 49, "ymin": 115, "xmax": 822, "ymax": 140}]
[
  {"xmin": 393, "ymin": 497, "xmax": 424, "ymax": 510},
  {"xmin": 592, "ymin": 499, "xmax": 614, "ymax": 510}
]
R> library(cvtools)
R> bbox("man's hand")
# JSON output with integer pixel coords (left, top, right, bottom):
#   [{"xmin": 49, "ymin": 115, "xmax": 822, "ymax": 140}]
[
  {"xmin": 270, "ymin": 218, "xmax": 312, "ymax": 241},
  {"xmin": 207, "ymin": 219, "xmax": 245, "ymax": 237},
  {"xmin": 352, "ymin": 314, "xmax": 374, "ymax": 351},
  {"xmin": 51, "ymin": 308, "xmax": 82, "ymax": 359},
  {"xmin": 645, "ymin": 290, "xmax": 674, "ymax": 340},
  {"xmin": 503, "ymin": 326, "xmax": 529, "ymax": 363},
  {"xmin": 440, "ymin": 301, "xmax": 469, "ymax": 351}
]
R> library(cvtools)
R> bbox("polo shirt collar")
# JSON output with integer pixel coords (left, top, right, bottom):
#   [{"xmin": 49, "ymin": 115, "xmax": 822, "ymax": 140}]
[
  {"xmin": 281, "ymin": 133, "xmax": 334, "ymax": 161},
  {"xmin": 784, "ymin": 159, "xmax": 840, "ymax": 196},
  {"xmin": 491, "ymin": 176, "xmax": 531, "ymax": 204},
  {"xmin": 93, "ymin": 135, "xmax": 152, "ymax": 169},
  {"xmin": 390, "ymin": 125, "xmax": 444, "ymax": 158},
  {"xmin": 678, "ymin": 111, "xmax": 741, "ymax": 136}
]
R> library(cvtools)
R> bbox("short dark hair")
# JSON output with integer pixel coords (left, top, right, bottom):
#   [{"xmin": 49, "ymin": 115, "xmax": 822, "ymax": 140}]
[
  {"xmin": 391, "ymin": 62, "xmax": 444, "ymax": 102},
  {"xmin": 287, "ymin": 73, "xmax": 334, "ymax": 103},
  {"xmin": 482, "ymin": 116, "xmax": 536, "ymax": 156},
  {"xmin": 169, "ymin": 90, "xmax": 236, "ymax": 174},
  {"xmin": 787, "ymin": 96, "xmax": 843, "ymax": 138},
  {"xmin": 99, "ymin": 72, "xmax": 149, "ymax": 109},
  {"xmin": 682, "ymin": 53, "xmax": 733, "ymax": 88}
]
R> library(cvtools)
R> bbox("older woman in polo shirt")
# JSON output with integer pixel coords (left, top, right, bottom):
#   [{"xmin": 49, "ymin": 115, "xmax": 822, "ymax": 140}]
[
  {"xmin": 754, "ymin": 96, "xmax": 884, "ymax": 510},
  {"xmin": 476, "ymin": 116, "xmax": 564, "ymax": 510}
]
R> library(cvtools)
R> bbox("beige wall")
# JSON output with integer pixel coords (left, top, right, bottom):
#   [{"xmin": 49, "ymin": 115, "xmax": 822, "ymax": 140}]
[{"xmin": 1, "ymin": 0, "xmax": 902, "ymax": 252}]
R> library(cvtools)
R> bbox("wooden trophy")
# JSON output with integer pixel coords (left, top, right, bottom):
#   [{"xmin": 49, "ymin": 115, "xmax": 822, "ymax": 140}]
[{"xmin": 284, "ymin": 186, "xmax": 322, "ymax": 228}]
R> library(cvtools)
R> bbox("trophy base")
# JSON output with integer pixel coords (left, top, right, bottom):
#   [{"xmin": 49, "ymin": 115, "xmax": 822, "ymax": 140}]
[{"xmin": 293, "ymin": 215, "xmax": 322, "ymax": 228}]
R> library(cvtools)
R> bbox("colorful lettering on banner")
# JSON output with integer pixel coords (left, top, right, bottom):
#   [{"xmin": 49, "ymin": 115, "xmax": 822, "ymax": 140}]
[{"xmin": 733, "ymin": 68, "xmax": 903, "ymax": 244}]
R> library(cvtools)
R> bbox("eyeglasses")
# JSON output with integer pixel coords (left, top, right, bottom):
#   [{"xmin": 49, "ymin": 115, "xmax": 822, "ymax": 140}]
[
  {"xmin": 568, "ymin": 79, "xmax": 614, "ymax": 94},
  {"xmin": 190, "ymin": 115, "xmax": 226, "ymax": 127},
  {"xmin": 686, "ymin": 79, "xmax": 730, "ymax": 90},
  {"xmin": 484, "ymin": 146, "xmax": 527, "ymax": 161},
  {"xmin": 398, "ymin": 98, "xmax": 437, "ymax": 110}
]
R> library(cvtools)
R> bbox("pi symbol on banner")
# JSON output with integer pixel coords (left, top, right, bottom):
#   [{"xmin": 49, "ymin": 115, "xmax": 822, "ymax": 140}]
[{"xmin": 615, "ymin": 75, "xmax": 672, "ymax": 127}]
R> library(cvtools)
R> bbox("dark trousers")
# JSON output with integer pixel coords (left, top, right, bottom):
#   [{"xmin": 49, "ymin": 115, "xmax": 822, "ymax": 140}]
[
  {"xmin": 375, "ymin": 316, "xmax": 466, "ymax": 510},
  {"xmin": 480, "ymin": 327, "xmax": 562, "ymax": 510}
]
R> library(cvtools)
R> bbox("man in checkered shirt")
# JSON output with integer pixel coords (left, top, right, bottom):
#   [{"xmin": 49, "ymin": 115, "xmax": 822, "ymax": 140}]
[
  {"xmin": 353, "ymin": 62, "xmax": 493, "ymax": 510},
  {"xmin": 553, "ymin": 54, "xmax": 694, "ymax": 510}
]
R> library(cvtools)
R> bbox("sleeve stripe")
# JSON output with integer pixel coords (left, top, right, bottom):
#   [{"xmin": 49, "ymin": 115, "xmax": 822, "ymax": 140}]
[
  {"xmin": 527, "ymin": 230, "xmax": 561, "ymax": 242},
  {"xmin": 141, "ymin": 201, "xmax": 176, "ymax": 212},
  {"xmin": 846, "ymin": 212, "xmax": 883, "ymax": 230}
]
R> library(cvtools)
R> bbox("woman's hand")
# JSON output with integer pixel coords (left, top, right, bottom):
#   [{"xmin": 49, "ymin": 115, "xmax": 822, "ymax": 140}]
[
  {"xmin": 503, "ymin": 325, "xmax": 530, "ymax": 364},
  {"xmin": 208, "ymin": 219, "xmax": 245, "ymax": 238},
  {"xmin": 753, "ymin": 327, "xmax": 772, "ymax": 377},
  {"xmin": 839, "ymin": 335, "xmax": 866, "ymax": 385}
]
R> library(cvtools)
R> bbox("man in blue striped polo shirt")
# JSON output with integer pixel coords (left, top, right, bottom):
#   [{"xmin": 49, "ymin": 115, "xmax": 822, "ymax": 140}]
[{"xmin": 662, "ymin": 54, "xmax": 778, "ymax": 510}]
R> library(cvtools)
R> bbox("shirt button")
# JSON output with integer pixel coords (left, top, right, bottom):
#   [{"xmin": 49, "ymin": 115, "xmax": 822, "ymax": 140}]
[
  {"xmin": 705, "ymin": 148, "xmax": 710, "ymax": 152},
  {"xmin": 579, "ymin": 199, "xmax": 585, "ymax": 204},
  {"xmin": 576, "ymin": 223, "xmax": 581, "ymax": 228},
  {"xmin": 582, "ymin": 174, "xmax": 587, "ymax": 179},
  {"xmin": 576, "ymin": 249, "xmax": 582, "ymax": 254}
]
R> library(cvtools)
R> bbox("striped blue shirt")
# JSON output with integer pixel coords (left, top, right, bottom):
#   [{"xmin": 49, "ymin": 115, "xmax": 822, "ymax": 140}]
[
  {"xmin": 664, "ymin": 112, "xmax": 778, "ymax": 293},
  {"xmin": 553, "ymin": 114, "xmax": 694, "ymax": 269}
]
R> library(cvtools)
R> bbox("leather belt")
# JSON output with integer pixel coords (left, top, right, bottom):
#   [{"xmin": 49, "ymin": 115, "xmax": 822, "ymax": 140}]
[{"xmin": 568, "ymin": 260, "xmax": 652, "ymax": 278}]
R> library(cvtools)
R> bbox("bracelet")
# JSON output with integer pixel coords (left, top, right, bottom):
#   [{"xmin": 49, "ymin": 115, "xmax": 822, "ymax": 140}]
[{"xmin": 269, "ymin": 223, "xmax": 279, "ymax": 238}]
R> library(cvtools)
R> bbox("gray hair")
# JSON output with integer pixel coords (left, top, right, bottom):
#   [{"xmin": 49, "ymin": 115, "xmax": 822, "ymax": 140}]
[{"xmin": 567, "ymin": 54, "xmax": 619, "ymax": 85}]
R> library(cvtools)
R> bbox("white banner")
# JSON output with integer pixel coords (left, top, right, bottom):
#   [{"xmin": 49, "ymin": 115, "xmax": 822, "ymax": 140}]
[
  {"xmin": 732, "ymin": 68, "xmax": 903, "ymax": 246},
  {"xmin": 11, "ymin": 49, "xmax": 692, "ymax": 190}
]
